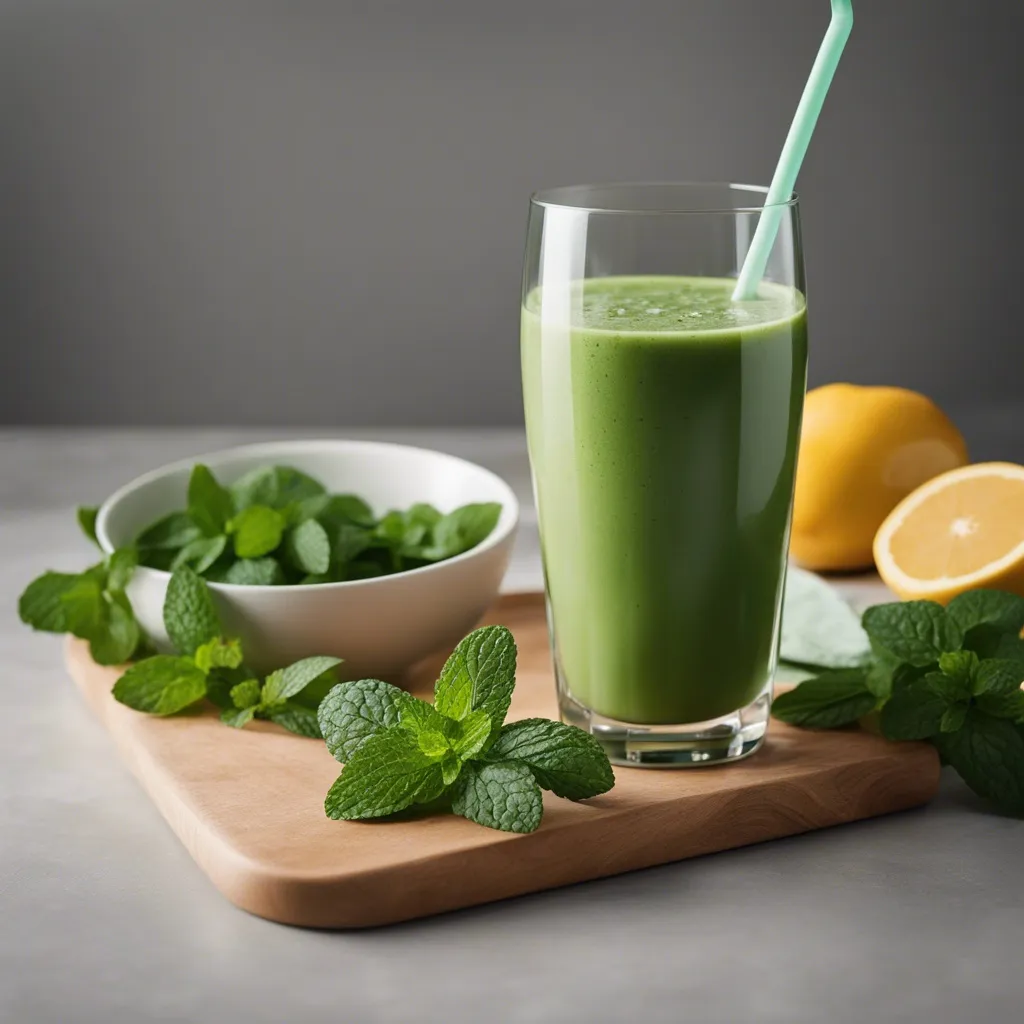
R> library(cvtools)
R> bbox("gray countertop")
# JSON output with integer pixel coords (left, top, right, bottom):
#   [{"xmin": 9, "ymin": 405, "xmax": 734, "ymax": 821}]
[{"xmin": 2, "ymin": 428, "xmax": 1022, "ymax": 1024}]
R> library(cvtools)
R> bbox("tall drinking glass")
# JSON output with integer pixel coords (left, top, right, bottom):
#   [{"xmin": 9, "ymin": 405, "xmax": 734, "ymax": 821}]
[{"xmin": 521, "ymin": 182, "xmax": 808, "ymax": 766}]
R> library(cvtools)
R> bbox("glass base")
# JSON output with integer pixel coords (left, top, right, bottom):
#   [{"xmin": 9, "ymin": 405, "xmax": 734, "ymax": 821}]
[{"xmin": 558, "ymin": 684, "xmax": 771, "ymax": 768}]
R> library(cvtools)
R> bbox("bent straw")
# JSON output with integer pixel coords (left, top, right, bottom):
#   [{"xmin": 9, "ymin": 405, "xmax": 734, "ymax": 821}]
[{"xmin": 732, "ymin": 0, "xmax": 854, "ymax": 301}]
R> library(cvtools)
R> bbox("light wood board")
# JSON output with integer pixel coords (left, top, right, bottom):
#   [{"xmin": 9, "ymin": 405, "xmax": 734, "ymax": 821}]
[{"xmin": 65, "ymin": 593, "xmax": 940, "ymax": 929}]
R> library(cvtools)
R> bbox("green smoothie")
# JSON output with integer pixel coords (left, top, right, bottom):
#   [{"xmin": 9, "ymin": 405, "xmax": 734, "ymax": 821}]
[{"xmin": 522, "ymin": 276, "xmax": 807, "ymax": 725}]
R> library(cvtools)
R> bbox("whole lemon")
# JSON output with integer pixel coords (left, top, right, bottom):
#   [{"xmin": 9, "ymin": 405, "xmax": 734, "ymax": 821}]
[{"xmin": 790, "ymin": 384, "xmax": 968, "ymax": 571}]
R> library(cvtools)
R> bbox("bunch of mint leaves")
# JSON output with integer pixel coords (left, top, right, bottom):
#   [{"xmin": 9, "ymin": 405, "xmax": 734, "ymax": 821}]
[
  {"xmin": 18, "ymin": 508, "xmax": 146, "ymax": 664},
  {"xmin": 137, "ymin": 463, "xmax": 502, "ymax": 585},
  {"xmin": 112, "ymin": 565, "xmax": 341, "ymax": 737},
  {"xmin": 317, "ymin": 625, "xmax": 615, "ymax": 833},
  {"xmin": 773, "ymin": 587, "xmax": 1024, "ymax": 814}
]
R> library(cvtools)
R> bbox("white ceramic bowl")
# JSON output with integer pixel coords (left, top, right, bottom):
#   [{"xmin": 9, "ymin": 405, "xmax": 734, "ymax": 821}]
[{"xmin": 96, "ymin": 440, "xmax": 519, "ymax": 681}]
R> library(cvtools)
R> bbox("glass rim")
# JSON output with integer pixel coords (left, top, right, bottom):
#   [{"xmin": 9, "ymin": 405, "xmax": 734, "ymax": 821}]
[{"xmin": 529, "ymin": 180, "xmax": 799, "ymax": 215}]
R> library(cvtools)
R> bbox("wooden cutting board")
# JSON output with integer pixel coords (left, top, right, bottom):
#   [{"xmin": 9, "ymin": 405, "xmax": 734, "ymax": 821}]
[{"xmin": 65, "ymin": 592, "xmax": 940, "ymax": 929}]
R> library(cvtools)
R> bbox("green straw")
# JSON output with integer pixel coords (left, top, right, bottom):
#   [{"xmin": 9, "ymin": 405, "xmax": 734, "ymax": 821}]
[{"xmin": 732, "ymin": 0, "xmax": 854, "ymax": 301}]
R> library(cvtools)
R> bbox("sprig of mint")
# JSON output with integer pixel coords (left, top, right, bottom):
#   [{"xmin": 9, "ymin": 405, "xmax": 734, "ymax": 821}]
[
  {"xmin": 111, "ymin": 566, "xmax": 342, "ymax": 738},
  {"xmin": 317, "ymin": 625, "xmax": 615, "ymax": 833},
  {"xmin": 18, "ymin": 507, "xmax": 145, "ymax": 665},
  {"xmin": 19, "ymin": 506, "xmax": 359, "ymax": 740},
  {"xmin": 774, "ymin": 586, "xmax": 1024, "ymax": 815},
  {"xmin": 135, "ymin": 462, "xmax": 502, "ymax": 586}
]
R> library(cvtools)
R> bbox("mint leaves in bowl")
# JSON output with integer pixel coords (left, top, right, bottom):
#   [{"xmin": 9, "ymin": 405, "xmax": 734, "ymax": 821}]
[{"xmin": 94, "ymin": 440, "xmax": 518, "ymax": 679}]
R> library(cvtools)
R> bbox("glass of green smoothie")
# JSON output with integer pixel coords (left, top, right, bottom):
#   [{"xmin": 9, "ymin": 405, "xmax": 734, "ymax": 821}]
[{"xmin": 521, "ymin": 182, "xmax": 808, "ymax": 766}]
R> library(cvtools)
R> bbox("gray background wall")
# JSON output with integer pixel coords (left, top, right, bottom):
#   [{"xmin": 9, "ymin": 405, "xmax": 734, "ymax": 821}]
[{"xmin": 0, "ymin": 1, "xmax": 1021, "ymax": 428}]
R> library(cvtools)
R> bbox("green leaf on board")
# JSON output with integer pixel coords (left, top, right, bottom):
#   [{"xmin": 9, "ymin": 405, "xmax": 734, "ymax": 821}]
[
  {"xmin": 771, "ymin": 669, "xmax": 876, "ymax": 729},
  {"xmin": 936, "ymin": 711, "xmax": 1024, "ymax": 814},
  {"xmin": 861, "ymin": 601, "xmax": 963, "ymax": 667},
  {"xmin": 324, "ymin": 728, "xmax": 446, "ymax": 820},
  {"xmin": 451, "ymin": 760, "xmax": 543, "ymax": 834},
  {"xmin": 113, "ymin": 656, "xmax": 208, "ymax": 715},
  {"xmin": 879, "ymin": 677, "xmax": 948, "ymax": 741},
  {"xmin": 262, "ymin": 655, "xmax": 342, "ymax": 705},
  {"xmin": 434, "ymin": 625, "xmax": 517, "ymax": 728},
  {"xmin": 484, "ymin": 717, "xmax": 615, "ymax": 800},
  {"xmin": 317, "ymin": 679, "xmax": 409, "ymax": 763}
]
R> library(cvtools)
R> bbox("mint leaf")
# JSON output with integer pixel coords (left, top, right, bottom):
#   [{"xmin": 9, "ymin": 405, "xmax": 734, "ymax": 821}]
[
  {"xmin": 318, "ymin": 494, "xmax": 375, "ymax": 529},
  {"xmin": 328, "ymin": 523, "xmax": 372, "ymax": 567},
  {"xmin": 771, "ymin": 669, "xmax": 876, "ymax": 729},
  {"xmin": 188, "ymin": 464, "xmax": 234, "ymax": 537},
  {"xmin": 976, "ymin": 689, "xmax": 1024, "ymax": 722},
  {"xmin": 318, "ymin": 679, "xmax": 408, "ymax": 762},
  {"xmin": 262, "ymin": 655, "xmax": 341, "ymax": 704},
  {"xmin": 923, "ymin": 669, "xmax": 965, "ymax": 707},
  {"xmin": 988, "ymin": 635, "xmax": 1024, "ymax": 672},
  {"xmin": 931, "ymin": 651, "xmax": 979, "ymax": 701},
  {"xmin": 285, "ymin": 519, "xmax": 331, "ymax": 575},
  {"xmin": 324, "ymin": 728, "xmax": 445, "ymax": 820},
  {"xmin": 861, "ymin": 601, "xmax": 962, "ymax": 667},
  {"xmin": 287, "ymin": 670, "xmax": 341, "ymax": 710},
  {"xmin": 222, "ymin": 706, "xmax": 256, "ymax": 728},
  {"xmin": 974, "ymin": 659, "xmax": 1024, "ymax": 696},
  {"xmin": 228, "ymin": 467, "xmax": 278, "ymax": 510},
  {"xmin": 163, "ymin": 566, "xmax": 221, "ymax": 656},
  {"xmin": 261, "ymin": 466, "xmax": 327, "ymax": 507},
  {"xmin": 940, "ymin": 705, "xmax": 968, "ymax": 733},
  {"xmin": 192, "ymin": 634, "xmax": 242, "ymax": 675},
  {"xmin": 484, "ymin": 717, "xmax": 615, "ymax": 800},
  {"xmin": 947, "ymin": 589, "xmax": 1024, "ymax": 640},
  {"xmin": 171, "ymin": 534, "xmax": 227, "ymax": 574},
  {"xmin": 60, "ymin": 572, "xmax": 106, "ymax": 638},
  {"xmin": 441, "ymin": 755, "xmax": 463, "ymax": 787},
  {"xmin": 383, "ymin": 507, "xmax": 437, "ymax": 559},
  {"xmin": 77, "ymin": 506, "xmax": 100, "ymax": 547},
  {"xmin": 879, "ymin": 677, "xmax": 948, "ymax": 740},
  {"xmin": 229, "ymin": 466, "xmax": 326, "ymax": 511},
  {"xmin": 451, "ymin": 760, "xmax": 543, "ymax": 833},
  {"xmin": 937, "ymin": 710, "xmax": 1024, "ymax": 814},
  {"xmin": 423, "ymin": 503, "xmax": 502, "ymax": 560},
  {"xmin": 18, "ymin": 572, "xmax": 81, "ymax": 632},
  {"xmin": 407, "ymin": 503, "xmax": 442, "ymax": 529},
  {"xmin": 865, "ymin": 642, "xmax": 902, "ymax": 700},
  {"xmin": 373, "ymin": 511, "xmax": 406, "ymax": 547},
  {"xmin": 205, "ymin": 666, "xmax": 252, "ymax": 709},
  {"xmin": 284, "ymin": 493, "xmax": 330, "ymax": 525},
  {"xmin": 434, "ymin": 625, "xmax": 516, "ymax": 727},
  {"xmin": 113, "ymin": 655, "xmax": 208, "ymax": 715},
  {"xmin": 938, "ymin": 649, "xmax": 979, "ymax": 679},
  {"xmin": 266, "ymin": 702, "xmax": 322, "ymax": 738},
  {"xmin": 230, "ymin": 679, "xmax": 262, "ymax": 709},
  {"xmin": 780, "ymin": 567, "xmax": 871, "ymax": 670},
  {"xmin": 229, "ymin": 505, "xmax": 285, "ymax": 559},
  {"xmin": 223, "ymin": 557, "xmax": 284, "ymax": 586},
  {"xmin": 55, "ymin": 570, "xmax": 140, "ymax": 665},
  {"xmin": 106, "ymin": 547, "xmax": 137, "ymax": 592},
  {"xmin": 394, "ymin": 692, "xmax": 448, "ymax": 733},
  {"xmin": 137, "ymin": 511, "xmax": 202, "ymax": 552},
  {"xmin": 87, "ymin": 592, "xmax": 140, "ymax": 665},
  {"xmin": 416, "ymin": 727, "xmax": 453, "ymax": 759},
  {"xmin": 450, "ymin": 709, "xmax": 493, "ymax": 760}
]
